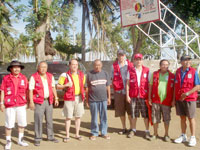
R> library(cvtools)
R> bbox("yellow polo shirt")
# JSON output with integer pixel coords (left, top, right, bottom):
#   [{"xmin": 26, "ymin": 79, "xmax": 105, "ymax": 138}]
[{"xmin": 58, "ymin": 73, "xmax": 85, "ymax": 95}]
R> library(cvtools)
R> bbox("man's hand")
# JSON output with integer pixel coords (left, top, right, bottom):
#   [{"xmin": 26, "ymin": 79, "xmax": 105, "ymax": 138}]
[
  {"xmin": 0, "ymin": 104, "xmax": 4, "ymax": 112},
  {"xmin": 126, "ymin": 96, "xmax": 131, "ymax": 103},
  {"xmin": 149, "ymin": 99, "xmax": 152, "ymax": 106},
  {"xmin": 54, "ymin": 100, "xmax": 59, "ymax": 107},
  {"xmin": 180, "ymin": 93, "xmax": 188, "ymax": 101},
  {"xmin": 107, "ymin": 98, "xmax": 111, "ymax": 106},
  {"xmin": 86, "ymin": 101, "xmax": 90, "ymax": 108},
  {"xmin": 29, "ymin": 101, "xmax": 35, "ymax": 110},
  {"xmin": 65, "ymin": 82, "xmax": 73, "ymax": 88},
  {"xmin": 171, "ymin": 100, "xmax": 175, "ymax": 107}
]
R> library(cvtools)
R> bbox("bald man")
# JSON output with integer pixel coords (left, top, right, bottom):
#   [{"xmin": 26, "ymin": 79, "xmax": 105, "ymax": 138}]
[{"xmin": 86, "ymin": 59, "xmax": 111, "ymax": 141}]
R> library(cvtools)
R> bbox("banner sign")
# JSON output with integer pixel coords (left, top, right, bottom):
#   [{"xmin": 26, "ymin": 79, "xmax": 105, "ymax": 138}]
[{"xmin": 120, "ymin": 0, "xmax": 160, "ymax": 27}]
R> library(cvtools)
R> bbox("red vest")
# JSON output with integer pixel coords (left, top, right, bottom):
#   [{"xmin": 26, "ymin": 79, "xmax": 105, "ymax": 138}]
[
  {"xmin": 129, "ymin": 66, "xmax": 149, "ymax": 99},
  {"xmin": 151, "ymin": 70, "xmax": 175, "ymax": 106},
  {"xmin": 64, "ymin": 70, "xmax": 85, "ymax": 101},
  {"xmin": 3, "ymin": 73, "xmax": 28, "ymax": 108},
  {"xmin": 32, "ymin": 72, "xmax": 54, "ymax": 104},
  {"xmin": 112, "ymin": 60, "xmax": 133, "ymax": 91},
  {"xmin": 175, "ymin": 67, "xmax": 198, "ymax": 101}
]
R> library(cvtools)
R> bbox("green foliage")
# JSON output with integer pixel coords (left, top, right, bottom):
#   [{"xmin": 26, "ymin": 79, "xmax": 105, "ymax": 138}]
[{"xmin": 54, "ymin": 40, "xmax": 82, "ymax": 60}]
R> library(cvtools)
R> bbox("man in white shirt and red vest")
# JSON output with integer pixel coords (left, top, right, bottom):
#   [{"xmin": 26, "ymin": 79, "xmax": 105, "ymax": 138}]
[
  {"xmin": 57, "ymin": 59, "xmax": 85, "ymax": 142},
  {"xmin": 111, "ymin": 50, "xmax": 133, "ymax": 135},
  {"xmin": 29, "ymin": 61, "xmax": 59, "ymax": 146},
  {"xmin": 173, "ymin": 55, "xmax": 200, "ymax": 147},
  {"xmin": 126, "ymin": 53, "xmax": 150, "ymax": 139},
  {"xmin": 0, "ymin": 60, "xmax": 29, "ymax": 150},
  {"xmin": 149, "ymin": 59, "xmax": 175, "ymax": 141}
]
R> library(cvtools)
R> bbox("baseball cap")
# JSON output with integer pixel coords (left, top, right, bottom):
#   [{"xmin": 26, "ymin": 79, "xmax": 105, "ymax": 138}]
[
  {"xmin": 134, "ymin": 53, "xmax": 143, "ymax": 59},
  {"xmin": 180, "ymin": 55, "xmax": 191, "ymax": 61}
]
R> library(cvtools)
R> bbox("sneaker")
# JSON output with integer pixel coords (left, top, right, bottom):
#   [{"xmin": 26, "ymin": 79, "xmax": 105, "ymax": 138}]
[
  {"xmin": 145, "ymin": 132, "xmax": 151, "ymax": 140},
  {"xmin": 5, "ymin": 140, "xmax": 11, "ymax": 150},
  {"xmin": 164, "ymin": 135, "xmax": 170, "ymax": 142},
  {"xmin": 118, "ymin": 129, "xmax": 127, "ymax": 135},
  {"xmin": 127, "ymin": 130, "xmax": 136, "ymax": 138},
  {"xmin": 150, "ymin": 135, "xmax": 158, "ymax": 141},
  {"xmin": 34, "ymin": 141, "xmax": 40, "ymax": 146},
  {"xmin": 188, "ymin": 136, "xmax": 196, "ymax": 147},
  {"xmin": 18, "ymin": 137, "xmax": 29, "ymax": 147},
  {"xmin": 174, "ymin": 134, "xmax": 187, "ymax": 143}
]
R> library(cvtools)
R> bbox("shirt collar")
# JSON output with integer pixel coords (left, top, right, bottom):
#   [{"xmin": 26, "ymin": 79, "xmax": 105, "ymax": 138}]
[
  {"xmin": 118, "ymin": 60, "xmax": 128, "ymax": 67},
  {"xmin": 181, "ymin": 67, "xmax": 189, "ymax": 73},
  {"xmin": 9, "ymin": 73, "xmax": 21, "ymax": 78}
]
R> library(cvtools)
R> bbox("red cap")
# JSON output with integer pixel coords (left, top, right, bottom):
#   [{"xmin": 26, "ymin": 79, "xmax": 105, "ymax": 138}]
[{"xmin": 134, "ymin": 53, "xmax": 143, "ymax": 59}]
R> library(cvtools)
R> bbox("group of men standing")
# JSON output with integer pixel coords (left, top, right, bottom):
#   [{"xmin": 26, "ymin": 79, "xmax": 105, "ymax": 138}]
[
  {"xmin": 0, "ymin": 50, "xmax": 199, "ymax": 150},
  {"xmin": 112, "ymin": 50, "xmax": 199, "ymax": 147}
]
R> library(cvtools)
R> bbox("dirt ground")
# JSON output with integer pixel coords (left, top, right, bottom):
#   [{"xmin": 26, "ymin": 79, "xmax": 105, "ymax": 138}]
[{"xmin": 0, "ymin": 107, "xmax": 200, "ymax": 150}]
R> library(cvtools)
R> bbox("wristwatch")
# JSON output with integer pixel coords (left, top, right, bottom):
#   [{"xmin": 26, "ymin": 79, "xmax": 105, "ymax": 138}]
[{"xmin": 185, "ymin": 92, "xmax": 189, "ymax": 96}]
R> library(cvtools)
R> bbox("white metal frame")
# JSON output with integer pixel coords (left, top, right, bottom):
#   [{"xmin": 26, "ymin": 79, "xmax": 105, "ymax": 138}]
[{"xmin": 136, "ymin": 1, "xmax": 200, "ymax": 64}]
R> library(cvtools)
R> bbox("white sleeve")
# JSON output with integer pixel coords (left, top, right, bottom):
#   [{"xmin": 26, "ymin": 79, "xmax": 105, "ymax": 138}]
[
  {"xmin": 52, "ymin": 76, "xmax": 56, "ymax": 87},
  {"xmin": 29, "ymin": 76, "xmax": 35, "ymax": 90}
]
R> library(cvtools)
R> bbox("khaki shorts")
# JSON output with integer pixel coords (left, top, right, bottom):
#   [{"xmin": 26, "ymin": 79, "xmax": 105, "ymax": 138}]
[
  {"xmin": 131, "ymin": 98, "xmax": 148, "ymax": 119},
  {"xmin": 114, "ymin": 92, "xmax": 132, "ymax": 117},
  {"xmin": 63, "ymin": 96, "xmax": 84, "ymax": 119},
  {"xmin": 175, "ymin": 101, "xmax": 196, "ymax": 118},
  {"xmin": 152, "ymin": 103, "xmax": 171, "ymax": 124}
]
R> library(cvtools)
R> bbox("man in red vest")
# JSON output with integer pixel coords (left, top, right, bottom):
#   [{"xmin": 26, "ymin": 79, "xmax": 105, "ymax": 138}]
[
  {"xmin": 0, "ymin": 60, "xmax": 29, "ymax": 150},
  {"xmin": 111, "ymin": 50, "xmax": 133, "ymax": 135},
  {"xmin": 57, "ymin": 59, "xmax": 85, "ymax": 142},
  {"xmin": 29, "ymin": 61, "xmax": 59, "ymax": 146},
  {"xmin": 149, "ymin": 59, "xmax": 174, "ymax": 141},
  {"xmin": 173, "ymin": 55, "xmax": 200, "ymax": 147},
  {"xmin": 126, "ymin": 53, "xmax": 150, "ymax": 139}
]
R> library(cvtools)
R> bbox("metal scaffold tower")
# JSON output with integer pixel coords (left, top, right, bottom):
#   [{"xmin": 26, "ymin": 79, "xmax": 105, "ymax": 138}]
[{"xmin": 136, "ymin": 1, "xmax": 200, "ymax": 70}]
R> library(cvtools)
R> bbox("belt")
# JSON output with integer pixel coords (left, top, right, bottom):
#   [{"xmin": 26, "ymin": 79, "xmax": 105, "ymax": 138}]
[{"xmin": 44, "ymin": 98, "xmax": 49, "ymax": 100}]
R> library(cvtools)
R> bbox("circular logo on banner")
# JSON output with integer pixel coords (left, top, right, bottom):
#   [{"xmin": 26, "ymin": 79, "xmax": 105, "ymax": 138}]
[{"xmin": 134, "ymin": 3, "xmax": 142, "ymax": 12}]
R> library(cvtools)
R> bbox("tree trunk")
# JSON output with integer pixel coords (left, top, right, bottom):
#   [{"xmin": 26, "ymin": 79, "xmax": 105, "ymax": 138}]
[
  {"xmin": 33, "ymin": 0, "xmax": 52, "ymax": 64},
  {"xmin": 131, "ymin": 24, "xmax": 149, "ymax": 60},
  {"xmin": 81, "ymin": 0, "xmax": 86, "ymax": 62}
]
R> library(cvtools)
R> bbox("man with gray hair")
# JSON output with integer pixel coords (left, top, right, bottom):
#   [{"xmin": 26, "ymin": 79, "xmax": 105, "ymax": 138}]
[{"xmin": 29, "ymin": 61, "xmax": 59, "ymax": 146}]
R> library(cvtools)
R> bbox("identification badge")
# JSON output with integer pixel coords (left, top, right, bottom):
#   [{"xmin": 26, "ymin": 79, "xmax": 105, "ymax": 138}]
[
  {"xmin": 36, "ymin": 94, "xmax": 39, "ymax": 98},
  {"xmin": 114, "ymin": 72, "xmax": 119, "ymax": 75},
  {"xmin": 21, "ymin": 80, "xmax": 25, "ymax": 86},
  {"xmin": 36, "ymin": 83, "xmax": 40, "ymax": 86},
  {"xmin": 130, "ymin": 79, "xmax": 135, "ymax": 82},
  {"xmin": 188, "ymin": 74, "xmax": 192, "ymax": 79},
  {"xmin": 7, "ymin": 91, "xmax": 11, "ymax": 95},
  {"xmin": 144, "ymin": 73, "xmax": 147, "ymax": 78}
]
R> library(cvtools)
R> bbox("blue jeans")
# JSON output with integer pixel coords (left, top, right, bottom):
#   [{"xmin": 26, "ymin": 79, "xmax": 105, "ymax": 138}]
[{"xmin": 89, "ymin": 101, "xmax": 108, "ymax": 136}]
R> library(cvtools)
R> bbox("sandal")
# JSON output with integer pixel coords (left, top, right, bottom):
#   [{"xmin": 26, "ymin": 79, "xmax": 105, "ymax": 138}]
[
  {"xmin": 102, "ymin": 135, "xmax": 110, "ymax": 140},
  {"xmin": 89, "ymin": 136, "xmax": 96, "ymax": 141},
  {"xmin": 75, "ymin": 136, "xmax": 83, "ymax": 141},
  {"xmin": 63, "ymin": 137, "xmax": 70, "ymax": 143}
]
